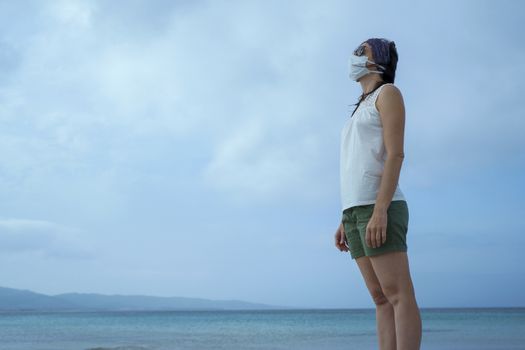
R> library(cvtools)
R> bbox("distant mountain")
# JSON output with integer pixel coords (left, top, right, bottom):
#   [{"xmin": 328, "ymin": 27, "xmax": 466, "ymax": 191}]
[
  {"xmin": 0, "ymin": 286, "xmax": 289, "ymax": 311},
  {"xmin": 0, "ymin": 286, "xmax": 78, "ymax": 310}
]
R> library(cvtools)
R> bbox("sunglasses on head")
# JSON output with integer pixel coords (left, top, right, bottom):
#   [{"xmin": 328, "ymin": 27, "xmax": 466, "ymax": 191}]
[{"xmin": 353, "ymin": 44, "xmax": 366, "ymax": 56}]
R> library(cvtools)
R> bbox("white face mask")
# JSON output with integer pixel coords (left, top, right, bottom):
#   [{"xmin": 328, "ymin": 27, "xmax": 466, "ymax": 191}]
[{"xmin": 348, "ymin": 54, "xmax": 385, "ymax": 81}]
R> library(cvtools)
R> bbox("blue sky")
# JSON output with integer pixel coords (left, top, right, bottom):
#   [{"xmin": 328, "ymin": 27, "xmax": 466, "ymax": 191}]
[{"xmin": 0, "ymin": 0, "xmax": 523, "ymax": 309}]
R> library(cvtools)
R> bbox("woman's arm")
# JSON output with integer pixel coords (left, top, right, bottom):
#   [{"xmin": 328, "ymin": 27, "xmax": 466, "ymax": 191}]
[
  {"xmin": 375, "ymin": 84, "xmax": 406, "ymax": 212},
  {"xmin": 363, "ymin": 84, "xmax": 406, "ymax": 249}
]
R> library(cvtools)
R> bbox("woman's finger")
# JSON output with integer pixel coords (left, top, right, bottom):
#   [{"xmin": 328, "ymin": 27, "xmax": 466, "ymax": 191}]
[
  {"xmin": 368, "ymin": 225, "xmax": 376, "ymax": 248},
  {"xmin": 375, "ymin": 228, "xmax": 381, "ymax": 247},
  {"xmin": 366, "ymin": 224, "xmax": 372, "ymax": 248}
]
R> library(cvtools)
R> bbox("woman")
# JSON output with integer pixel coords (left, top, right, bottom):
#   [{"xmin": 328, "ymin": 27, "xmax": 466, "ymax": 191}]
[{"xmin": 334, "ymin": 38, "xmax": 422, "ymax": 350}]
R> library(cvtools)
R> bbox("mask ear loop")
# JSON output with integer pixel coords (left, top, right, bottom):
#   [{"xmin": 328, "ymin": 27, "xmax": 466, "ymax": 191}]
[
  {"xmin": 361, "ymin": 60, "xmax": 386, "ymax": 74},
  {"xmin": 367, "ymin": 60, "xmax": 386, "ymax": 71}
]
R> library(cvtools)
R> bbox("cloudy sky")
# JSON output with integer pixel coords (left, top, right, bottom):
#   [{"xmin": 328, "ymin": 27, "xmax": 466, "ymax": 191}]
[{"xmin": 0, "ymin": 0, "xmax": 523, "ymax": 309}]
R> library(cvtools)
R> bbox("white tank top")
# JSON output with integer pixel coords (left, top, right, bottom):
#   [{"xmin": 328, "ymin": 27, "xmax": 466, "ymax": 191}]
[{"xmin": 340, "ymin": 83, "xmax": 406, "ymax": 211}]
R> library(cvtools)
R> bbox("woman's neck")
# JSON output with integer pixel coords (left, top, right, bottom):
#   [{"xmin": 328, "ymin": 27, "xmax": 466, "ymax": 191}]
[{"xmin": 359, "ymin": 76, "xmax": 383, "ymax": 95}]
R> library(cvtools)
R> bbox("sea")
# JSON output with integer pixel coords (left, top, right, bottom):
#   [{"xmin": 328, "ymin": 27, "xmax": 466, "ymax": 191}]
[{"xmin": 0, "ymin": 308, "xmax": 524, "ymax": 350}]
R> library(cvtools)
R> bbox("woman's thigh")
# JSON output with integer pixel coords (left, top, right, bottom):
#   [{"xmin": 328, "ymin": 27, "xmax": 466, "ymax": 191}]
[
  {"xmin": 355, "ymin": 256, "xmax": 389, "ymax": 304},
  {"xmin": 368, "ymin": 251, "xmax": 416, "ymax": 301}
]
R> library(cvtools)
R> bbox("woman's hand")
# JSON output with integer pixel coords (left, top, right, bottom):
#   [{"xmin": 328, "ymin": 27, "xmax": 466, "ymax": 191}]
[
  {"xmin": 365, "ymin": 209, "xmax": 388, "ymax": 248},
  {"xmin": 335, "ymin": 223, "xmax": 349, "ymax": 252}
]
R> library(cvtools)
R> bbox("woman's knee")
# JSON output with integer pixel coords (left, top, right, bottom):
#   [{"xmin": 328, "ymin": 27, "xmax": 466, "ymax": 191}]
[
  {"xmin": 381, "ymin": 283, "xmax": 415, "ymax": 306},
  {"xmin": 370, "ymin": 288, "xmax": 390, "ymax": 306}
]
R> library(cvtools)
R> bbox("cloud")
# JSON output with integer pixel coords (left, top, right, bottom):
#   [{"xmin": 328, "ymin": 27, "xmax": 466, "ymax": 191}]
[
  {"xmin": 0, "ymin": 0, "xmax": 338, "ymax": 205},
  {"xmin": 202, "ymin": 117, "xmax": 323, "ymax": 201},
  {"xmin": 0, "ymin": 218, "xmax": 97, "ymax": 260},
  {"xmin": 46, "ymin": 0, "xmax": 95, "ymax": 28}
]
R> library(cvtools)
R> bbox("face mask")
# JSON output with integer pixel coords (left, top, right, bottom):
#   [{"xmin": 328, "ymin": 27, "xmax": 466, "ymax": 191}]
[{"xmin": 348, "ymin": 54, "xmax": 385, "ymax": 81}]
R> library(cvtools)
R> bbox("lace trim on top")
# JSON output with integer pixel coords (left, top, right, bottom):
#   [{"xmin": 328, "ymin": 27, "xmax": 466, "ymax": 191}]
[{"xmin": 352, "ymin": 83, "xmax": 393, "ymax": 116}]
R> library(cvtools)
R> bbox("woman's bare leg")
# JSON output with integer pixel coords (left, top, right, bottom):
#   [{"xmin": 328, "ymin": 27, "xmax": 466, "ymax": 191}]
[
  {"xmin": 356, "ymin": 256, "xmax": 397, "ymax": 350},
  {"xmin": 368, "ymin": 251, "xmax": 422, "ymax": 350}
]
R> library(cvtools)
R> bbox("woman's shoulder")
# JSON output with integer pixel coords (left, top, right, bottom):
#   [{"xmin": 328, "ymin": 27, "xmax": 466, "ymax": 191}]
[
  {"xmin": 371, "ymin": 83, "xmax": 400, "ymax": 101},
  {"xmin": 374, "ymin": 83, "xmax": 404, "ymax": 113},
  {"xmin": 377, "ymin": 83, "xmax": 403, "ymax": 100},
  {"xmin": 379, "ymin": 82, "xmax": 401, "ymax": 93}
]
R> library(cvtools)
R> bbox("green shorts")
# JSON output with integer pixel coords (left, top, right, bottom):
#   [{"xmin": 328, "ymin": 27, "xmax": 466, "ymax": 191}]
[{"xmin": 342, "ymin": 200, "xmax": 409, "ymax": 259}]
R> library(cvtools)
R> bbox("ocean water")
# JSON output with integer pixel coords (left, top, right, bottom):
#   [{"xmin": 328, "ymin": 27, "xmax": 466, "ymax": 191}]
[{"xmin": 0, "ymin": 308, "xmax": 524, "ymax": 350}]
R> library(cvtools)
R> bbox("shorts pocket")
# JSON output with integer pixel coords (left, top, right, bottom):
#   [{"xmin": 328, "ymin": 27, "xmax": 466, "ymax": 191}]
[
  {"xmin": 354, "ymin": 205, "xmax": 374, "ymax": 227},
  {"xmin": 341, "ymin": 212, "xmax": 351, "ymax": 225}
]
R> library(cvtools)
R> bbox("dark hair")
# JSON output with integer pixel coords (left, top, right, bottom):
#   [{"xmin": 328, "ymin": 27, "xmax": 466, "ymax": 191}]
[{"xmin": 349, "ymin": 40, "xmax": 398, "ymax": 117}]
